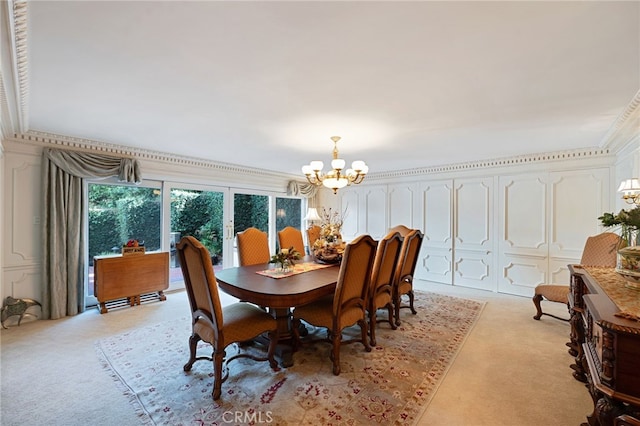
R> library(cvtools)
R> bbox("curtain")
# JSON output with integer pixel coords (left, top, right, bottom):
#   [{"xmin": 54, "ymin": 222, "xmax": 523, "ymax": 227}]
[
  {"xmin": 41, "ymin": 148, "xmax": 141, "ymax": 319},
  {"xmin": 287, "ymin": 181, "xmax": 318, "ymax": 198}
]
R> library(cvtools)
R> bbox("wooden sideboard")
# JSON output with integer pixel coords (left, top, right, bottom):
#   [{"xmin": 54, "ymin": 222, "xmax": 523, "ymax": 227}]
[
  {"xmin": 94, "ymin": 252, "xmax": 169, "ymax": 314},
  {"xmin": 568, "ymin": 265, "xmax": 640, "ymax": 426}
]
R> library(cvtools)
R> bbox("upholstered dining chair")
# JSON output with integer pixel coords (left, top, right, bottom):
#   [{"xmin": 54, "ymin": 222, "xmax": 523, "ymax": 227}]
[
  {"xmin": 236, "ymin": 227, "xmax": 270, "ymax": 266},
  {"xmin": 277, "ymin": 226, "xmax": 305, "ymax": 255},
  {"xmin": 176, "ymin": 236, "xmax": 279, "ymax": 400},
  {"xmin": 291, "ymin": 234, "xmax": 377, "ymax": 375},
  {"xmin": 306, "ymin": 225, "xmax": 321, "ymax": 254},
  {"xmin": 389, "ymin": 224, "xmax": 412, "ymax": 237},
  {"xmin": 392, "ymin": 228, "xmax": 424, "ymax": 326},
  {"xmin": 532, "ymin": 232, "xmax": 620, "ymax": 321},
  {"xmin": 368, "ymin": 230, "xmax": 404, "ymax": 346}
]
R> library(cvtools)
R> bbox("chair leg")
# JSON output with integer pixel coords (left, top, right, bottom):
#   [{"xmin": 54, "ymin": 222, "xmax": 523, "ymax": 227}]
[
  {"xmin": 393, "ymin": 291, "xmax": 401, "ymax": 326},
  {"xmin": 386, "ymin": 303, "xmax": 397, "ymax": 330},
  {"xmin": 331, "ymin": 331, "xmax": 342, "ymax": 375},
  {"xmin": 532, "ymin": 294, "xmax": 544, "ymax": 320},
  {"xmin": 369, "ymin": 308, "xmax": 378, "ymax": 347},
  {"xmin": 183, "ymin": 333, "xmax": 199, "ymax": 371},
  {"xmin": 408, "ymin": 289, "xmax": 417, "ymax": 315},
  {"xmin": 212, "ymin": 348, "xmax": 225, "ymax": 400},
  {"xmin": 532, "ymin": 294, "xmax": 570, "ymax": 321},
  {"xmin": 359, "ymin": 319, "xmax": 371, "ymax": 353}
]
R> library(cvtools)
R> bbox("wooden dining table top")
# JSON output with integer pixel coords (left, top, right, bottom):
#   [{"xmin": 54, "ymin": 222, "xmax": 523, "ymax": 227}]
[{"xmin": 215, "ymin": 261, "xmax": 340, "ymax": 309}]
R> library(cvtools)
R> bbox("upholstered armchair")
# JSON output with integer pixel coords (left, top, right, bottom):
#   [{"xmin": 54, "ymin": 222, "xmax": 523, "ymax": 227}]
[{"xmin": 532, "ymin": 232, "xmax": 620, "ymax": 321}]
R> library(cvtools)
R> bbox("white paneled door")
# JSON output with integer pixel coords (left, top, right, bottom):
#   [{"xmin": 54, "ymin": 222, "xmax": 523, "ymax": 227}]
[
  {"xmin": 454, "ymin": 177, "xmax": 495, "ymax": 291},
  {"xmin": 416, "ymin": 180, "xmax": 453, "ymax": 284},
  {"xmin": 497, "ymin": 169, "xmax": 610, "ymax": 296}
]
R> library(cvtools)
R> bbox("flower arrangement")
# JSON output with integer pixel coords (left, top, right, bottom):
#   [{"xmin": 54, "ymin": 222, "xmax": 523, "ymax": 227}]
[
  {"xmin": 270, "ymin": 246, "xmax": 301, "ymax": 271},
  {"xmin": 312, "ymin": 207, "xmax": 347, "ymax": 264},
  {"xmin": 599, "ymin": 206, "xmax": 640, "ymax": 288},
  {"xmin": 598, "ymin": 206, "xmax": 640, "ymax": 245}
]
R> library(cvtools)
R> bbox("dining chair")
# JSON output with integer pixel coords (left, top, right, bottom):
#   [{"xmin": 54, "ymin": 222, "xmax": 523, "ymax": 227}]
[
  {"xmin": 306, "ymin": 225, "xmax": 321, "ymax": 254},
  {"xmin": 368, "ymin": 230, "xmax": 404, "ymax": 346},
  {"xmin": 389, "ymin": 224, "xmax": 412, "ymax": 237},
  {"xmin": 236, "ymin": 227, "xmax": 270, "ymax": 266},
  {"xmin": 393, "ymin": 228, "xmax": 424, "ymax": 326},
  {"xmin": 291, "ymin": 234, "xmax": 377, "ymax": 375},
  {"xmin": 277, "ymin": 226, "xmax": 305, "ymax": 255},
  {"xmin": 176, "ymin": 236, "xmax": 279, "ymax": 400},
  {"xmin": 533, "ymin": 232, "xmax": 620, "ymax": 321}
]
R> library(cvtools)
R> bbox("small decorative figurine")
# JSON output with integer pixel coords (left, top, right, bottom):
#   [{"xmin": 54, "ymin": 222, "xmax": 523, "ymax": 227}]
[{"xmin": 1, "ymin": 296, "xmax": 42, "ymax": 329}]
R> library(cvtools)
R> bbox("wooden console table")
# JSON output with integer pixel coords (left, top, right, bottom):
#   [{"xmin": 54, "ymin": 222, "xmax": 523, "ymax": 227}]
[
  {"xmin": 568, "ymin": 265, "xmax": 640, "ymax": 426},
  {"xmin": 94, "ymin": 252, "xmax": 169, "ymax": 314}
]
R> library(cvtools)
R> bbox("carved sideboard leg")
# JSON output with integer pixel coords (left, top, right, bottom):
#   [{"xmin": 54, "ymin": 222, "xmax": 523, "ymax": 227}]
[
  {"xmin": 568, "ymin": 307, "xmax": 580, "ymax": 356},
  {"xmin": 596, "ymin": 396, "xmax": 626, "ymax": 426},
  {"xmin": 570, "ymin": 311, "xmax": 587, "ymax": 382}
]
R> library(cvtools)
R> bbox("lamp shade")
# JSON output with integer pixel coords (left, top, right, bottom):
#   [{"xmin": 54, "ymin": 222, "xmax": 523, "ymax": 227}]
[
  {"xmin": 303, "ymin": 207, "xmax": 322, "ymax": 221},
  {"xmin": 322, "ymin": 177, "xmax": 348, "ymax": 191},
  {"xmin": 618, "ymin": 179, "xmax": 640, "ymax": 194}
]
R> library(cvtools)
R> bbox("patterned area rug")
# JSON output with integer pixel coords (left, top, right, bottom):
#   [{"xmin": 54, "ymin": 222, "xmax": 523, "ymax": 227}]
[{"xmin": 95, "ymin": 291, "xmax": 484, "ymax": 425}]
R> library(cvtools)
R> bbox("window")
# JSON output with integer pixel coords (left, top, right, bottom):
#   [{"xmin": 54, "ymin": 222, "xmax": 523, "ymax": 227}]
[{"xmin": 87, "ymin": 182, "xmax": 161, "ymax": 303}]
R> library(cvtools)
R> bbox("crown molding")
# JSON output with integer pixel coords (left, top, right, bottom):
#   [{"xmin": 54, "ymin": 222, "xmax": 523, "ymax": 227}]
[
  {"xmin": 13, "ymin": 130, "xmax": 615, "ymax": 184},
  {"xmin": 15, "ymin": 130, "xmax": 298, "ymax": 180},
  {"xmin": 600, "ymin": 89, "xmax": 640, "ymax": 153},
  {"xmin": 7, "ymin": 0, "xmax": 28, "ymax": 133},
  {"xmin": 0, "ymin": 68, "xmax": 12, "ymax": 141},
  {"xmin": 365, "ymin": 147, "xmax": 613, "ymax": 181}
]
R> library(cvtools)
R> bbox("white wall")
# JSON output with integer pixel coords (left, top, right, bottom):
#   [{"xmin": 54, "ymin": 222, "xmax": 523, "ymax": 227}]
[
  {"xmin": 0, "ymin": 138, "xmax": 297, "ymax": 302},
  {"xmin": 335, "ymin": 148, "xmax": 640, "ymax": 297},
  {"xmin": 2, "ymin": 136, "xmax": 639, "ymax": 303}
]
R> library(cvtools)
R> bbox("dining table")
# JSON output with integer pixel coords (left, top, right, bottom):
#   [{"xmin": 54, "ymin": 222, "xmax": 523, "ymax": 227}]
[{"xmin": 215, "ymin": 258, "xmax": 340, "ymax": 367}]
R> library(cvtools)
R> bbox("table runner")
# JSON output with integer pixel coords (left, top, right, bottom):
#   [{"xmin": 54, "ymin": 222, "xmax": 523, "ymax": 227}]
[{"xmin": 256, "ymin": 261, "xmax": 335, "ymax": 279}]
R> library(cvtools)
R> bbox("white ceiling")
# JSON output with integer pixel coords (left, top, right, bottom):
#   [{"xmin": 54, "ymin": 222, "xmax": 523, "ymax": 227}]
[{"xmin": 8, "ymin": 1, "xmax": 640, "ymax": 176}]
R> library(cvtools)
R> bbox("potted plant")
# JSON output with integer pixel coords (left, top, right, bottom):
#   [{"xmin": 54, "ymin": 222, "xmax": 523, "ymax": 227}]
[{"xmin": 599, "ymin": 206, "xmax": 640, "ymax": 288}]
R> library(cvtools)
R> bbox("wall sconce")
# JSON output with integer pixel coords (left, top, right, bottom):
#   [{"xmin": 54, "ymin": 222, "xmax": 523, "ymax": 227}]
[{"xmin": 618, "ymin": 179, "xmax": 640, "ymax": 205}]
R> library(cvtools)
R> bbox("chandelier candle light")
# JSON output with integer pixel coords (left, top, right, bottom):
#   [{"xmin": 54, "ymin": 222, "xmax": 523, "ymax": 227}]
[{"xmin": 301, "ymin": 136, "xmax": 368, "ymax": 194}]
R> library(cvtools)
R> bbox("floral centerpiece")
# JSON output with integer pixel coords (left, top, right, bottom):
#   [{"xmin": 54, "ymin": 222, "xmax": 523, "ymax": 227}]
[
  {"xmin": 270, "ymin": 246, "xmax": 301, "ymax": 272},
  {"xmin": 599, "ymin": 206, "xmax": 640, "ymax": 289},
  {"xmin": 312, "ymin": 208, "xmax": 347, "ymax": 264}
]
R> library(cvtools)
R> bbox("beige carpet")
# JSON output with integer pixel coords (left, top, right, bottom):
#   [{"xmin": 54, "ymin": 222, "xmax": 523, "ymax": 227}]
[
  {"xmin": 0, "ymin": 281, "xmax": 593, "ymax": 426},
  {"xmin": 94, "ymin": 291, "xmax": 484, "ymax": 425}
]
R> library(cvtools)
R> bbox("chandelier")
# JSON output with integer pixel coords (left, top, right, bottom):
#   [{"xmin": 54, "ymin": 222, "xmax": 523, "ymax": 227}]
[{"xmin": 301, "ymin": 136, "xmax": 368, "ymax": 194}]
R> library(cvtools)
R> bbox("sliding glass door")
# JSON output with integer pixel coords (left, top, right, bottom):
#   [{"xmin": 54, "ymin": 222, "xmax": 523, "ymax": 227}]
[
  {"xmin": 168, "ymin": 185, "xmax": 228, "ymax": 290},
  {"xmin": 85, "ymin": 180, "xmax": 304, "ymax": 306},
  {"xmin": 229, "ymin": 191, "xmax": 302, "ymax": 265},
  {"xmin": 86, "ymin": 180, "xmax": 162, "ymax": 306}
]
